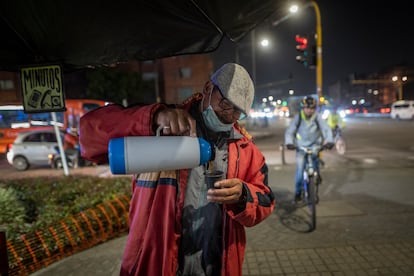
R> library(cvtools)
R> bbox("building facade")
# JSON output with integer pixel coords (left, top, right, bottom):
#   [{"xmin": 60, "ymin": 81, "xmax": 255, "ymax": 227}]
[
  {"xmin": 0, "ymin": 54, "xmax": 214, "ymax": 105},
  {"xmin": 327, "ymin": 64, "xmax": 413, "ymax": 109},
  {"xmin": 0, "ymin": 71, "xmax": 20, "ymax": 103}
]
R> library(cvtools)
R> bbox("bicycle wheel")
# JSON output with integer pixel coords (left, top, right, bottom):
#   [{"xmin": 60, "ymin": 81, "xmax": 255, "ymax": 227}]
[
  {"xmin": 336, "ymin": 137, "xmax": 346, "ymax": 155},
  {"xmin": 306, "ymin": 176, "xmax": 317, "ymax": 231}
]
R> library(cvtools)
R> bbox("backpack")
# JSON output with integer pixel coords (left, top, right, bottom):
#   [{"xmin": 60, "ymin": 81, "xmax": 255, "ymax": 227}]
[{"xmin": 295, "ymin": 111, "xmax": 320, "ymax": 134}]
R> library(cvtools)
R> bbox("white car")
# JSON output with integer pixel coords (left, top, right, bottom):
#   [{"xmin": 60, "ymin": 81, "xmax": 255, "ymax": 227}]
[
  {"xmin": 6, "ymin": 129, "xmax": 64, "ymax": 171},
  {"xmin": 390, "ymin": 100, "xmax": 414, "ymax": 120}
]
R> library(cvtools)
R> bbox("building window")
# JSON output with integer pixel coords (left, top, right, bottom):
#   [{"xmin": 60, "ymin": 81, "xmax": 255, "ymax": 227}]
[
  {"xmin": 143, "ymin": 60, "xmax": 155, "ymax": 64},
  {"xmin": 178, "ymin": 87, "xmax": 193, "ymax": 101},
  {"xmin": 143, "ymin": 72, "xmax": 157, "ymax": 81},
  {"xmin": 0, "ymin": 80, "xmax": 15, "ymax": 90},
  {"xmin": 179, "ymin": 67, "xmax": 192, "ymax": 79}
]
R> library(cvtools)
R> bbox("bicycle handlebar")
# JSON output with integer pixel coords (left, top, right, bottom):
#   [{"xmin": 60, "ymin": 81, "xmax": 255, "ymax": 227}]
[{"xmin": 286, "ymin": 144, "xmax": 330, "ymax": 153}]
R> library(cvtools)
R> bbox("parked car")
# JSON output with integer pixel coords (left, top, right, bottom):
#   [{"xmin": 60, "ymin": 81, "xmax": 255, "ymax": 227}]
[{"xmin": 6, "ymin": 129, "xmax": 65, "ymax": 171}]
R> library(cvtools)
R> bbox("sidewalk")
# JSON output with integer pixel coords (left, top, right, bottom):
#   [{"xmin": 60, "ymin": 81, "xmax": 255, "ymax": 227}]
[{"xmin": 31, "ymin": 183, "xmax": 414, "ymax": 276}]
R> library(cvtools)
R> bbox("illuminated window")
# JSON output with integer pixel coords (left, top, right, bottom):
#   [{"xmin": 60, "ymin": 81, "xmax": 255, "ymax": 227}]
[{"xmin": 0, "ymin": 80, "xmax": 14, "ymax": 90}]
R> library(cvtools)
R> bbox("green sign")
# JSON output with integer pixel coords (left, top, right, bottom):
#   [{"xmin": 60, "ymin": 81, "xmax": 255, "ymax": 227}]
[{"xmin": 20, "ymin": 64, "xmax": 66, "ymax": 113}]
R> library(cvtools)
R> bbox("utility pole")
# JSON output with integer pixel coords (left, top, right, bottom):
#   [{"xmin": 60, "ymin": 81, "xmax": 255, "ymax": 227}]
[
  {"xmin": 290, "ymin": 1, "xmax": 323, "ymax": 103},
  {"xmin": 311, "ymin": 1, "xmax": 323, "ymax": 102},
  {"xmin": 251, "ymin": 29, "xmax": 256, "ymax": 86}
]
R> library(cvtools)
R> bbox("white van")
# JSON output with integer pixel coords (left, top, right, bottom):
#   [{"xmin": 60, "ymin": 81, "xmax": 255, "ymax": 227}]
[{"xmin": 390, "ymin": 100, "xmax": 414, "ymax": 120}]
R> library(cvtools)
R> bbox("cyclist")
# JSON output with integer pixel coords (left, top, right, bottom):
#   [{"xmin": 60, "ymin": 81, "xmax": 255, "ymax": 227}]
[
  {"xmin": 327, "ymin": 106, "xmax": 345, "ymax": 140},
  {"xmin": 285, "ymin": 96, "xmax": 335, "ymax": 202}
]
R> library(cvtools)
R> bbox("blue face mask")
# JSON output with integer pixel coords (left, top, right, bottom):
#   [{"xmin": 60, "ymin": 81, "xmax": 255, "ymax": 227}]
[
  {"xmin": 202, "ymin": 105, "xmax": 234, "ymax": 132},
  {"xmin": 202, "ymin": 89, "xmax": 234, "ymax": 132}
]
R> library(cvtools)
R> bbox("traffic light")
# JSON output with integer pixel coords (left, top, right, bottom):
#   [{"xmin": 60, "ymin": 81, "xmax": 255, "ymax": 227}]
[
  {"xmin": 295, "ymin": 35, "xmax": 308, "ymax": 67},
  {"xmin": 309, "ymin": 45, "xmax": 317, "ymax": 68}
]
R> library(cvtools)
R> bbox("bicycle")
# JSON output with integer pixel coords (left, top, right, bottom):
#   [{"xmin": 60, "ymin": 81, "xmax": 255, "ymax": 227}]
[{"xmin": 290, "ymin": 145, "xmax": 327, "ymax": 232}]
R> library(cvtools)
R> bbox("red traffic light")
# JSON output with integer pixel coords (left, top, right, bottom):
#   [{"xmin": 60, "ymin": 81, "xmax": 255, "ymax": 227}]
[{"xmin": 295, "ymin": 35, "xmax": 308, "ymax": 51}]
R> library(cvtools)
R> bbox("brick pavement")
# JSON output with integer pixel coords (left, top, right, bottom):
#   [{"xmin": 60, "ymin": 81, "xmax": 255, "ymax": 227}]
[
  {"xmin": 31, "ymin": 167, "xmax": 414, "ymax": 276},
  {"xmin": 31, "ymin": 203, "xmax": 414, "ymax": 276}
]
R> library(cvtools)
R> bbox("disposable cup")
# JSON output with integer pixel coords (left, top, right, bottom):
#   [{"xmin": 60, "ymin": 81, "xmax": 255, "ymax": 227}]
[{"xmin": 205, "ymin": 170, "xmax": 224, "ymax": 189}]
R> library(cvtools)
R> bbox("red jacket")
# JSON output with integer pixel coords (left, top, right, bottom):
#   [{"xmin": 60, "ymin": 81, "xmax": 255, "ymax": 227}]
[{"xmin": 79, "ymin": 96, "xmax": 275, "ymax": 276}]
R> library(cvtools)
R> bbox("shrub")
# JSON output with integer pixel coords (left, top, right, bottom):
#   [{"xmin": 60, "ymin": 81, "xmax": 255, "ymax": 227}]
[
  {"xmin": 0, "ymin": 175, "xmax": 131, "ymax": 242},
  {"xmin": 0, "ymin": 187, "xmax": 27, "ymax": 235}
]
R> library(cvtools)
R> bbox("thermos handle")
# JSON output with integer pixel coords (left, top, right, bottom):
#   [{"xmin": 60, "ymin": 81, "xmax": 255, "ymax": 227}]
[{"xmin": 156, "ymin": 125, "xmax": 166, "ymax": 136}]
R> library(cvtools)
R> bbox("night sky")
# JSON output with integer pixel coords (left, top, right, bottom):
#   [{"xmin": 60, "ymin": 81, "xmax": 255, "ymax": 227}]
[{"xmin": 211, "ymin": 0, "xmax": 412, "ymax": 100}]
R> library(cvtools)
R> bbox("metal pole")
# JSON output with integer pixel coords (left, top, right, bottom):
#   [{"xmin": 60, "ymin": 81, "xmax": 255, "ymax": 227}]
[
  {"xmin": 154, "ymin": 60, "xmax": 160, "ymax": 103},
  {"xmin": 311, "ymin": 1, "xmax": 323, "ymax": 101},
  {"xmin": 235, "ymin": 44, "xmax": 240, "ymax": 64},
  {"xmin": 270, "ymin": 2, "xmax": 323, "ymax": 100},
  {"xmin": 251, "ymin": 30, "xmax": 256, "ymax": 85},
  {"xmin": 280, "ymin": 144, "xmax": 286, "ymax": 165},
  {"xmin": 51, "ymin": 112, "xmax": 69, "ymax": 176}
]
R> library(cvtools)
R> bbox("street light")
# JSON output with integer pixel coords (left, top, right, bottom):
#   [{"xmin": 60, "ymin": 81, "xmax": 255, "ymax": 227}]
[
  {"xmin": 234, "ymin": 30, "xmax": 259, "ymax": 86},
  {"xmin": 272, "ymin": 1, "xmax": 323, "ymax": 102},
  {"xmin": 310, "ymin": 1, "xmax": 323, "ymax": 103},
  {"xmin": 392, "ymin": 75, "xmax": 408, "ymax": 100},
  {"xmin": 295, "ymin": 1, "xmax": 323, "ymax": 101},
  {"xmin": 235, "ymin": 29, "xmax": 273, "ymax": 89},
  {"xmin": 251, "ymin": 30, "xmax": 256, "ymax": 85},
  {"xmin": 260, "ymin": 39, "xmax": 270, "ymax": 47}
]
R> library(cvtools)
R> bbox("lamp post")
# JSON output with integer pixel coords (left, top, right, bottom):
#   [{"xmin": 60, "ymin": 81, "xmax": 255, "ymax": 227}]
[
  {"xmin": 310, "ymin": 1, "xmax": 323, "ymax": 102},
  {"xmin": 234, "ymin": 29, "xmax": 257, "ymax": 85},
  {"xmin": 272, "ymin": 1, "xmax": 323, "ymax": 101},
  {"xmin": 392, "ymin": 75, "xmax": 407, "ymax": 100},
  {"xmin": 251, "ymin": 29, "xmax": 257, "ymax": 85}
]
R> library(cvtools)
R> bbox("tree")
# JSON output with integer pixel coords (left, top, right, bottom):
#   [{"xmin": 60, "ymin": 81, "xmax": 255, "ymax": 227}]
[{"xmin": 85, "ymin": 67, "xmax": 155, "ymax": 105}]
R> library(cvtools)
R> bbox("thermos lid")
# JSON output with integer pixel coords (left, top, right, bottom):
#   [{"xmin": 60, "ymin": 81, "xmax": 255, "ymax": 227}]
[
  {"xmin": 108, "ymin": 137, "xmax": 126, "ymax": 174},
  {"xmin": 197, "ymin": 137, "xmax": 212, "ymax": 165}
]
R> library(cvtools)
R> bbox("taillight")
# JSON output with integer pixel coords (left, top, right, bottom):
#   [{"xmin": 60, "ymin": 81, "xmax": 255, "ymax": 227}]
[{"xmin": 6, "ymin": 143, "xmax": 12, "ymax": 152}]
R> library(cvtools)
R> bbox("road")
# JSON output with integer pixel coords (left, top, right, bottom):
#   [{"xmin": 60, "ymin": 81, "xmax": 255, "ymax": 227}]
[
  {"xmin": 2, "ymin": 115, "xmax": 414, "ymax": 197},
  {"xmin": 247, "ymin": 115, "xmax": 414, "ymax": 246},
  {"xmin": 259, "ymin": 116, "xmax": 414, "ymax": 205}
]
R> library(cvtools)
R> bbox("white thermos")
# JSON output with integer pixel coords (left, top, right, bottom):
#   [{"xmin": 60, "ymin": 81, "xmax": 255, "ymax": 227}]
[{"xmin": 108, "ymin": 136, "xmax": 212, "ymax": 174}]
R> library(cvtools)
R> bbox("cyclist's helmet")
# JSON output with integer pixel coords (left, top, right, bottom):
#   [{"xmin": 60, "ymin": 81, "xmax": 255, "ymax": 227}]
[{"xmin": 300, "ymin": 96, "xmax": 317, "ymax": 108}]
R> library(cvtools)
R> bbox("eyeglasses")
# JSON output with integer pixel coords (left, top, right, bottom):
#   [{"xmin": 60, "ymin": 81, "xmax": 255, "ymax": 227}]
[{"xmin": 216, "ymin": 89, "xmax": 247, "ymax": 120}]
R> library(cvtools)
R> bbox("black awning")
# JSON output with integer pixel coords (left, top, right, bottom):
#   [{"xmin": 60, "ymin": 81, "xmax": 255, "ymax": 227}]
[{"xmin": 0, "ymin": 0, "xmax": 288, "ymax": 71}]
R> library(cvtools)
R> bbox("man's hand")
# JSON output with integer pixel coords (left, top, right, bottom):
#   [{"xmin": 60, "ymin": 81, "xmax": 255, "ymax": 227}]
[
  {"xmin": 286, "ymin": 144, "xmax": 296, "ymax": 150},
  {"xmin": 325, "ymin": 142, "xmax": 335, "ymax": 150},
  {"xmin": 155, "ymin": 108, "xmax": 196, "ymax": 137},
  {"xmin": 207, "ymin": 178, "xmax": 244, "ymax": 205}
]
